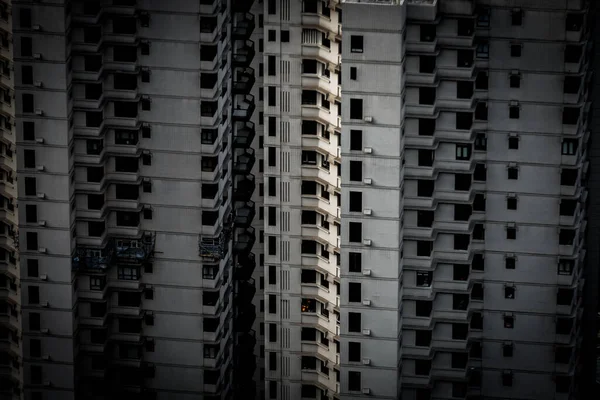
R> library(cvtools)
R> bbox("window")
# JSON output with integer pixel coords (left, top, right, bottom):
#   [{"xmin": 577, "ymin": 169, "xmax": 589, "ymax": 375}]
[
  {"xmin": 415, "ymin": 300, "xmax": 432, "ymax": 317},
  {"xmin": 349, "ymin": 191, "xmax": 362, "ymax": 212},
  {"xmin": 472, "ymin": 256, "xmax": 483, "ymax": 272},
  {"xmin": 415, "ymin": 330, "xmax": 432, "ymax": 347},
  {"xmin": 473, "ymin": 193, "xmax": 486, "ymax": 212},
  {"xmin": 27, "ymin": 259, "xmax": 39, "ymax": 277},
  {"xmin": 349, "ymin": 160, "xmax": 362, "ymax": 181},
  {"xmin": 454, "ymin": 234, "xmax": 470, "ymax": 250},
  {"xmin": 475, "ymin": 70, "xmax": 488, "ymax": 90},
  {"xmin": 26, "ymin": 204, "xmax": 37, "ymax": 223},
  {"xmin": 22, "ymin": 65, "xmax": 33, "ymax": 85},
  {"xmin": 509, "ymin": 104, "xmax": 520, "ymax": 119},
  {"xmin": 511, "ymin": 44, "xmax": 522, "ymax": 57},
  {"xmin": 281, "ymin": 30, "xmax": 290, "ymax": 42},
  {"xmin": 350, "ymin": 66, "xmax": 357, "ymax": 80},
  {"xmin": 20, "ymin": 8, "xmax": 32, "ymax": 28},
  {"xmin": 453, "ymin": 264, "xmax": 469, "ymax": 281},
  {"xmin": 350, "ymin": 130, "xmax": 362, "ymax": 151},
  {"xmin": 31, "ymin": 365, "xmax": 42, "ymax": 384},
  {"xmin": 268, "ymin": 30, "xmax": 276, "ymax": 42},
  {"xmin": 507, "ymin": 166, "xmax": 519, "ymax": 180},
  {"xmin": 348, "ymin": 282, "xmax": 361, "ymax": 302},
  {"xmin": 419, "ymin": 87, "xmax": 436, "ymax": 105},
  {"xmin": 506, "ymin": 226, "xmax": 516, "ymax": 240},
  {"xmin": 420, "ymin": 55, "xmax": 436, "ymax": 73},
  {"xmin": 504, "ymin": 314, "xmax": 514, "ymax": 329},
  {"xmin": 505, "ymin": 286, "xmax": 515, "ymax": 299},
  {"xmin": 268, "ymin": 86, "xmax": 276, "ymax": 107},
  {"xmin": 350, "ymin": 35, "xmax": 363, "ymax": 53},
  {"xmin": 348, "ymin": 342, "xmax": 361, "ymax": 362},
  {"xmin": 455, "ymin": 144, "xmax": 471, "ymax": 160},
  {"xmin": 26, "ymin": 231, "xmax": 38, "ymax": 251},
  {"xmin": 476, "ymin": 41, "xmax": 489, "ymax": 59},
  {"xmin": 267, "ymin": 56, "xmax": 276, "ymax": 76},
  {"xmin": 28, "ymin": 285, "xmax": 40, "ymax": 304},
  {"xmin": 416, "ymin": 271, "xmax": 432, "ymax": 287},
  {"xmin": 502, "ymin": 370, "xmax": 513, "ymax": 386},
  {"xmin": 348, "ymin": 312, "xmax": 361, "ymax": 332},
  {"xmin": 349, "ymin": 252, "xmax": 361, "ymax": 273},
  {"xmin": 507, "ymin": 196, "xmax": 517, "ymax": 210},
  {"xmin": 23, "ymin": 121, "xmax": 35, "ymax": 141},
  {"xmin": 510, "ymin": 73, "xmax": 521, "ymax": 88},
  {"xmin": 348, "ymin": 371, "xmax": 361, "ymax": 391},
  {"xmin": 90, "ymin": 276, "xmax": 105, "ymax": 290},
  {"xmin": 21, "ymin": 37, "xmax": 33, "ymax": 57},
  {"xmin": 25, "ymin": 176, "xmax": 37, "ymax": 196},
  {"xmin": 505, "ymin": 257, "xmax": 516, "ymax": 269},
  {"xmin": 349, "ymin": 98, "xmax": 363, "ymax": 119},
  {"xmin": 420, "ymin": 24, "xmax": 436, "ymax": 42},
  {"xmin": 562, "ymin": 139, "xmax": 578, "ymax": 155},
  {"xmin": 268, "ymin": 0, "xmax": 276, "ymax": 14},
  {"xmin": 455, "ymin": 174, "xmax": 471, "ymax": 191},
  {"xmin": 22, "ymin": 94, "xmax": 34, "ymax": 113},
  {"xmin": 348, "ymin": 222, "xmax": 361, "ymax": 243},
  {"xmin": 508, "ymin": 136, "xmax": 519, "ymax": 149},
  {"xmin": 23, "ymin": 149, "xmax": 36, "ymax": 169},
  {"xmin": 29, "ymin": 312, "xmax": 41, "ymax": 331},
  {"xmin": 477, "ymin": 7, "xmax": 490, "ymax": 27},
  {"xmin": 512, "ymin": 9, "xmax": 523, "ymax": 26},
  {"xmin": 419, "ymin": 118, "xmax": 436, "ymax": 135}
]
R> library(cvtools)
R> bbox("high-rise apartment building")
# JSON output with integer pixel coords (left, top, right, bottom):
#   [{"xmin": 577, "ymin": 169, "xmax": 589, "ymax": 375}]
[
  {"xmin": 0, "ymin": 0, "xmax": 20, "ymax": 398},
  {"xmin": 340, "ymin": 0, "xmax": 591, "ymax": 399},
  {"xmin": 10, "ymin": 0, "xmax": 260, "ymax": 399},
  {"xmin": 261, "ymin": 0, "xmax": 342, "ymax": 399}
]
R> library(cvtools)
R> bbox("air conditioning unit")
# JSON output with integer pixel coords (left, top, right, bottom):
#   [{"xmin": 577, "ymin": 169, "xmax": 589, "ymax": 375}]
[
  {"xmin": 33, "ymin": 53, "xmax": 42, "ymax": 60},
  {"xmin": 39, "ymin": 274, "xmax": 47, "ymax": 281},
  {"xmin": 364, "ymin": 116, "xmax": 373, "ymax": 123},
  {"xmin": 35, "ymin": 109, "xmax": 44, "ymax": 116},
  {"xmin": 363, "ymin": 209, "xmax": 372, "ymax": 216},
  {"xmin": 362, "ymin": 269, "xmax": 372, "ymax": 276},
  {"xmin": 362, "ymin": 388, "xmax": 371, "ymax": 395},
  {"xmin": 38, "ymin": 248, "xmax": 47, "ymax": 254},
  {"xmin": 362, "ymin": 299, "xmax": 371, "ymax": 306},
  {"xmin": 41, "ymin": 301, "xmax": 49, "ymax": 307},
  {"xmin": 36, "ymin": 165, "xmax": 45, "ymax": 171},
  {"xmin": 38, "ymin": 220, "xmax": 46, "ymax": 227},
  {"xmin": 363, "ymin": 239, "xmax": 372, "ymax": 246},
  {"xmin": 363, "ymin": 147, "xmax": 373, "ymax": 154},
  {"xmin": 362, "ymin": 358, "xmax": 371, "ymax": 365},
  {"xmin": 363, "ymin": 178, "xmax": 372, "ymax": 185},
  {"xmin": 35, "ymin": 138, "xmax": 44, "ymax": 144},
  {"xmin": 34, "ymin": 81, "xmax": 43, "ymax": 88},
  {"xmin": 42, "ymin": 355, "xmax": 51, "ymax": 361},
  {"xmin": 362, "ymin": 328, "xmax": 371, "ymax": 336},
  {"xmin": 36, "ymin": 193, "xmax": 45, "ymax": 199},
  {"xmin": 40, "ymin": 328, "xmax": 49, "ymax": 334},
  {"xmin": 32, "ymin": 25, "xmax": 42, "ymax": 31}
]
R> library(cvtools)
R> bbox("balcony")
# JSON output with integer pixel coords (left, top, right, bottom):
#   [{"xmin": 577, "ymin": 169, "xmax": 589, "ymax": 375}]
[
  {"xmin": 114, "ymin": 231, "xmax": 156, "ymax": 264},
  {"xmin": 233, "ymin": 40, "xmax": 255, "ymax": 67},
  {"xmin": 233, "ymin": 227, "xmax": 255, "ymax": 255},
  {"xmin": 233, "ymin": 68, "xmax": 255, "ymax": 95},
  {"xmin": 234, "ymin": 201, "xmax": 256, "ymax": 228},
  {"xmin": 233, "ymin": 13, "xmax": 255, "ymax": 40},
  {"xmin": 233, "ymin": 121, "xmax": 255, "ymax": 148},
  {"xmin": 236, "ymin": 278, "xmax": 256, "ymax": 305},
  {"xmin": 236, "ymin": 303, "xmax": 256, "ymax": 332},
  {"xmin": 234, "ymin": 252, "xmax": 256, "ymax": 281},
  {"xmin": 233, "ymin": 174, "xmax": 255, "ymax": 202},
  {"xmin": 73, "ymin": 242, "xmax": 115, "ymax": 270},
  {"xmin": 233, "ymin": 148, "xmax": 256, "ymax": 175},
  {"xmin": 233, "ymin": 94, "xmax": 255, "ymax": 122},
  {"xmin": 232, "ymin": 0, "xmax": 255, "ymax": 13}
]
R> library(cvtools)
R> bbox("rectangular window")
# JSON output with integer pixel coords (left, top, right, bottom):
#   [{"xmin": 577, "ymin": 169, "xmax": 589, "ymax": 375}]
[
  {"xmin": 350, "ymin": 66, "xmax": 357, "ymax": 80},
  {"xmin": 349, "ymin": 252, "xmax": 361, "ymax": 272},
  {"xmin": 267, "ymin": 147, "xmax": 276, "ymax": 167},
  {"xmin": 26, "ymin": 231, "xmax": 38, "ymax": 250},
  {"xmin": 21, "ymin": 37, "xmax": 33, "ymax": 57},
  {"xmin": 349, "ymin": 98, "xmax": 363, "ymax": 120},
  {"xmin": 268, "ymin": 0, "xmax": 276, "ymax": 14},
  {"xmin": 268, "ymin": 86, "xmax": 276, "ymax": 107},
  {"xmin": 268, "ymin": 236, "xmax": 276, "ymax": 255},
  {"xmin": 26, "ymin": 204, "xmax": 37, "ymax": 223},
  {"xmin": 22, "ymin": 65, "xmax": 33, "ymax": 85},
  {"xmin": 22, "ymin": 94, "xmax": 34, "ymax": 113},
  {"xmin": 350, "ymin": 130, "xmax": 362, "ymax": 151},
  {"xmin": 350, "ymin": 35, "xmax": 363, "ymax": 53},
  {"xmin": 267, "ymin": 55, "xmax": 276, "ymax": 76},
  {"xmin": 349, "ymin": 160, "xmax": 362, "ymax": 181}
]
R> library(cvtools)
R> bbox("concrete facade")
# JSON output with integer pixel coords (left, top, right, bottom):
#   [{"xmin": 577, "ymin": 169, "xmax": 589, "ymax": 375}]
[
  {"xmin": 12, "ymin": 0, "xmax": 260, "ymax": 399},
  {"xmin": 340, "ymin": 0, "xmax": 589, "ymax": 399}
]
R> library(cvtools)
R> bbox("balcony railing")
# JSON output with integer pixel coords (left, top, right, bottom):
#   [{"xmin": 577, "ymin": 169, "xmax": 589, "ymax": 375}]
[
  {"xmin": 233, "ymin": 121, "xmax": 255, "ymax": 148},
  {"xmin": 234, "ymin": 200, "xmax": 256, "ymax": 228},
  {"xmin": 114, "ymin": 231, "xmax": 156, "ymax": 264},
  {"xmin": 234, "ymin": 252, "xmax": 256, "ymax": 281},
  {"xmin": 233, "ymin": 94, "xmax": 255, "ymax": 122},
  {"xmin": 72, "ymin": 240, "xmax": 116, "ymax": 270},
  {"xmin": 233, "ymin": 174, "xmax": 255, "ymax": 202},
  {"xmin": 233, "ymin": 40, "xmax": 255, "ymax": 67},
  {"xmin": 233, "ymin": 13, "xmax": 255, "ymax": 40},
  {"xmin": 233, "ymin": 148, "xmax": 256, "ymax": 175},
  {"xmin": 232, "ymin": 68, "xmax": 255, "ymax": 95},
  {"xmin": 233, "ymin": 227, "xmax": 255, "ymax": 255}
]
